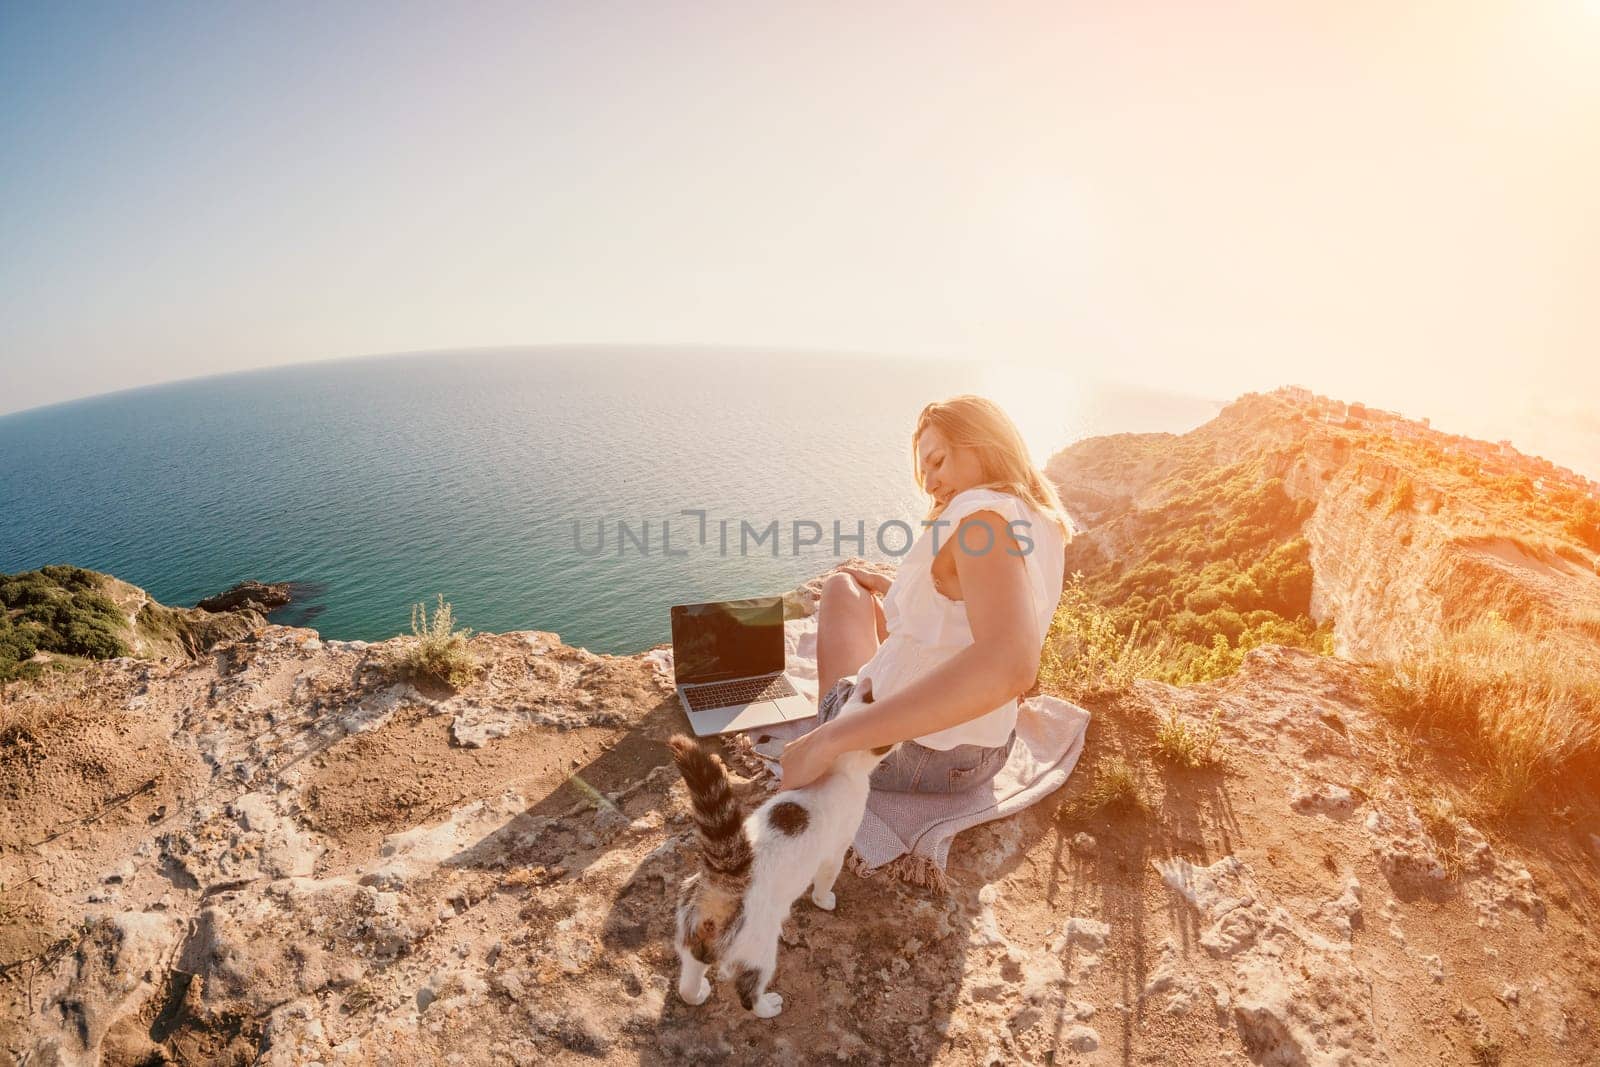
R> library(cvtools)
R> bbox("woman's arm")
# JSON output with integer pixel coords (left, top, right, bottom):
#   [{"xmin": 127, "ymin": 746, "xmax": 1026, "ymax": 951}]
[
  {"xmin": 779, "ymin": 510, "xmax": 1037, "ymax": 789},
  {"xmin": 835, "ymin": 638, "xmax": 1031, "ymax": 753}
]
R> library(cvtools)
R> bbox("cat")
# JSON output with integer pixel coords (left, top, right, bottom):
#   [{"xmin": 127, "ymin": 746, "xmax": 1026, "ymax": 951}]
[{"xmin": 666, "ymin": 700, "xmax": 892, "ymax": 1018}]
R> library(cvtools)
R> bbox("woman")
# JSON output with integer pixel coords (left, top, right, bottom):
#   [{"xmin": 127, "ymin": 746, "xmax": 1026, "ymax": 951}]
[{"xmin": 778, "ymin": 394, "xmax": 1071, "ymax": 794}]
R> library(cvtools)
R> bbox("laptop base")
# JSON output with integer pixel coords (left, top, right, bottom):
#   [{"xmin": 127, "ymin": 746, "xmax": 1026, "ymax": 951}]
[{"xmin": 679, "ymin": 679, "xmax": 816, "ymax": 738}]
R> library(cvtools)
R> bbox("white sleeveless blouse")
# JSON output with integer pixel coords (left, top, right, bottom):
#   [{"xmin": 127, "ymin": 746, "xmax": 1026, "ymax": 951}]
[{"xmin": 856, "ymin": 487, "xmax": 1067, "ymax": 750}]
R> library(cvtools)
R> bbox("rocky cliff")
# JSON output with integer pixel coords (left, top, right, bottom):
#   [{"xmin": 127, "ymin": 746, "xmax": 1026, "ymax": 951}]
[
  {"xmin": 1048, "ymin": 389, "xmax": 1600, "ymax": 663},
  {"xmin": 4, "ymin": 391, "xmax": 1600, "ymax": 1065},
  {"xmin": 4, "ymin": 568, "xmax": 1598, "ymax": 1065}
]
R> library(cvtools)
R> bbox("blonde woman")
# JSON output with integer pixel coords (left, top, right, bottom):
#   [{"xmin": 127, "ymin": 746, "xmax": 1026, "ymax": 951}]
[{"xmin": 778, "ymin": 395, "xmax": 1072, "ymax": 793}]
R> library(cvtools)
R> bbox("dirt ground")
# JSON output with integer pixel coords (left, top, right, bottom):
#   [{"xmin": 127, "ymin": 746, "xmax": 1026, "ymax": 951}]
[{"xmin": 3, "ymin": 594, "xmax": 1598, "ymax": 1065}]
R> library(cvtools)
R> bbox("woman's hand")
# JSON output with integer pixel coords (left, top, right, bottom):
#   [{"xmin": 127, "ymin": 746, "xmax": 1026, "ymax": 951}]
[
  {"xmin": 840, "ymin": 565, "xmax": 891, "ymax": 597},
  {"xmin": 777, "ymin": 721, "xmax": 844, "ymax": 792}
]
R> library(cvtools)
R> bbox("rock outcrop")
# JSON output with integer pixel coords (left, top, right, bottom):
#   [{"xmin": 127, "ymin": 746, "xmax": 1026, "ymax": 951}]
[
  {"xmin": 195, "ymin": 580, "xmax": 293, "ymax": 615},
  {"xmin": 5, "ymin": 391, "xmax": 1599, "ymax": 1063},
  {"xmin": 3, "ymin": 570, "xmax": 1596, "ymax": 1065},
  {"xmin": 1050, "ymin": 390, "xmax": 1600, "ymax": 663}
]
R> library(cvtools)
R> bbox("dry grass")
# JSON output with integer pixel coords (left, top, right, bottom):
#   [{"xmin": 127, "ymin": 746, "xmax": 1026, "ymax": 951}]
[
  {"xmin": 1469, "ymin": 1034, "xmax": 1505, "ymax": 1067},
  {"xmin": 0, "ymin": 698, "xmax": 51, "ymax": 769},
  {"xmin": 1062, "ymin": 756, "xmax": 1151, "ymax": 819},
  {"xmin": 388, "ymin": 594, "xmax": 480, "ymax": 690},
  {"xmin": 1571, "ymin": 607, "xmax": 1600, "ymax": 642},
  {"xmin": 1151, "ymin": 706, "xmax": 1226, "ymax": 770},
  {"xmin": 1413, "ymin": 793, "xmax": 1468, "ymax": 879},
  {"xmin": 1385, "ymin": 476, "xmax": 1415, "ymax": 516},
  {"xmin": 1038, "ymin": 575, "xmax": 1166, "ymax": 700},
  {"xmin": 340, "ymin": 982, "xmax": 378, "ymax": 1015},
  {"xmin": 0, "ymin": 873, "xmax": 46, "ymax": 928},
  {"xmin": 1379, "ymin": 611, "xmax": 1600, "ymax": 814}
]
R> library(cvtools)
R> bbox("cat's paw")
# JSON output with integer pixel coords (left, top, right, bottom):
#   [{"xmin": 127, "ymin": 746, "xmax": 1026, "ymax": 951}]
[
  {"xmin": 679, "ymin": 975, "xmax": 711, "ymax": 1005},
  {"xmin": 811, "ymin": 889, "xmax": 836, "ymax": 911},
  {"xmin": 754, "ymin": 991, "xmax": 784, "ymax": 1018}
]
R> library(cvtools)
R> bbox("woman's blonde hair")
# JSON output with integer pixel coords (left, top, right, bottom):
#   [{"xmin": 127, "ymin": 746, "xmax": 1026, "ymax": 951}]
[{"xmin": 912, "ymin": 394, "xmax": 1073, "ymax": 541}]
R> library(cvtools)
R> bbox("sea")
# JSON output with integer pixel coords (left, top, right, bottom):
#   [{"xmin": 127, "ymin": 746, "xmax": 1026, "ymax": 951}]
[{"xmin": 0, "ymin": 347, "xmax": 1224, "ymax": 654}]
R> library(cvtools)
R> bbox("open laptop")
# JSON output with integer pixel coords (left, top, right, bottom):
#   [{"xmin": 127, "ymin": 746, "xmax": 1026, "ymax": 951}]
[{"xmin": 670, "ymin": 594, "xmax": 816, "ymax": 736}]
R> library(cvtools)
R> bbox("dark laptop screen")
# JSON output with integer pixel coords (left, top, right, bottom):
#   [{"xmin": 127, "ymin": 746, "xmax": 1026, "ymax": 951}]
[{"xmin": 671, "ymin": 596, "xmax": 784, "ymax": 685}]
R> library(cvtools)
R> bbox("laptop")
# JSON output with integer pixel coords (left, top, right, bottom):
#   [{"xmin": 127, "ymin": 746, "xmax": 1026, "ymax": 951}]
[{"xmin": 670, "ymin": 594, "xmax": 816, "ymax": 736}]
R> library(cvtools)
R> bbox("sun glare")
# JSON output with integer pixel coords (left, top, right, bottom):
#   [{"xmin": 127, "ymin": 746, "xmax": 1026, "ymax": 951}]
[{"xmin": 973, "ymin": 361, "xmax": 1088, "ymax": 463}]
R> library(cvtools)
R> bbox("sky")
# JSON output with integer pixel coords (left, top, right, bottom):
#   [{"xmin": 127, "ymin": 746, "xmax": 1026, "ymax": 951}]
[{"xmin": 2, "ymin": 1, "xmax": 1597, "ymax": 473}]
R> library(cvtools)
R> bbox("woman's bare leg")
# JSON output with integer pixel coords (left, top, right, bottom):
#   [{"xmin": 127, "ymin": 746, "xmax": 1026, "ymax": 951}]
[{"xmin": 816, "ymin": 572, "xmax": 881, "ymax": 704}]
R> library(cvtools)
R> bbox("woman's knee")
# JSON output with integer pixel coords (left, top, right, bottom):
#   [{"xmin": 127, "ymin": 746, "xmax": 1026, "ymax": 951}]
[
  {"xmin": 820, "ymin": 571, "xmax": 869, "ymax": 610},
  {"xmin": 817, "ymin": 573, "xmax": 878, "ymax": 692}
]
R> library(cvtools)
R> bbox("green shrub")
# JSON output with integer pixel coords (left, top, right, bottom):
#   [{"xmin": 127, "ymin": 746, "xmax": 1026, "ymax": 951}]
[
  {"xmin": 0, "ymin": 624, "xmax": 39, "ymax": 665},
  {"xmin": 1566, "ymin": 499, "xmax": 1600, "ymax": 551},
  {"xmin": 60, "ymin": 618, "xmax": 125, "ymax": 659},
  {"xmin": 1197, "ymin": 607, "xmax": 1247, "ymax": 644},
  {"xmin": 0, "ymin": 566, "xmax": 129, "ymax": 680},
  {"xmin": 388, "ymin": 594, "xmax": 479, "ymax": 689},
  {"xmin": 1246, "ymin": 539, "xmax": 1315, "ymax": 616},
  {"xmin": 1061, "ymin": 755, "xmax": 1151, "ymax": 818},
  {"xmin": 1059, "ymin": 452, "xmax": 1332, "ymax": 686},
  {"xmin": 1153, "ymin": 706, "xmax": 1225, "ymax": 769},
  {"xmin": 39, "ymin": 564, "xmax": 98, "ymax": 592},
  {"xmin": 1161, "ymin": 615, "xmax": 1333, "ymax": 685},
  {"xmin": 0, "ymin": 574, "xmax": 58, "ymax": 609}
]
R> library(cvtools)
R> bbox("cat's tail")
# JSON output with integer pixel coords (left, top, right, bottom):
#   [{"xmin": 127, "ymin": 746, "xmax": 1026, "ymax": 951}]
[{"xmin": 667, "ymin": 734, "xmax": 753, "ymax": 888}]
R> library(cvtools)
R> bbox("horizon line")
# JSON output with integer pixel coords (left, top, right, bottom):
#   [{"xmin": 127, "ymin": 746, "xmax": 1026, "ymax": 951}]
[
  {"xmin": 0, "ymin": 341, "xmax": 1231, "ymax": 423},
  {"xmin": 0, "ymin": 340, "xmax": 999, "ymax": 422}
]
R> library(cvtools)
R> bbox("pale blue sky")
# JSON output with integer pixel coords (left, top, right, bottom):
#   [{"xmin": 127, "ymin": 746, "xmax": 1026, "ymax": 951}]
[{"xmin": 3, "ymin": 1, "xmax": 1597, "ymax": 472}]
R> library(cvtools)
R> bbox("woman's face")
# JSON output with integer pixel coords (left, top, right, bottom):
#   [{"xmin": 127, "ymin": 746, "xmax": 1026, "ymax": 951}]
[{"xmin": 916, "ymin": 426, "xmax": 984, "ymax": 507}]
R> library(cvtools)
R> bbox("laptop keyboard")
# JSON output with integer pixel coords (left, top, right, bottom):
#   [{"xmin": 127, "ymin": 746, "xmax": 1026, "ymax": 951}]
[{"xmin": 685, "ymin": 675, "xmax": 798, "ymax": 711}]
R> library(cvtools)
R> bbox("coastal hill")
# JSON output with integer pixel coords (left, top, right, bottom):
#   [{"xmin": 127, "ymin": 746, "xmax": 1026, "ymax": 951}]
[
  {"xmin": 1048, "ymin": 387, "xmax": 1600, "ymax": 669},
  {"xmin": 4, "ymin": 389, "xmax": 1599, "ymax": 1065}
]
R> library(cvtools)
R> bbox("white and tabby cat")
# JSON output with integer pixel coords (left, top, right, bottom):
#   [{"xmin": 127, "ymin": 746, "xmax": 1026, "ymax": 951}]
[{"xmin": 666, "ymin": 720, "xmax": 891, "ymax": 1018}]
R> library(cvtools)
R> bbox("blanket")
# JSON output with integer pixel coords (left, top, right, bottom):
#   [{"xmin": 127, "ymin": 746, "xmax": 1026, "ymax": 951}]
[{"xmin": 652, "ymin": 614, "xmax": 1092, "ymax": 891}]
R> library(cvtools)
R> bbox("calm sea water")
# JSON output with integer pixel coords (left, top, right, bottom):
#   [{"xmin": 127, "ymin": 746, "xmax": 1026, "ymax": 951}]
[{"xmin": 0, "ymin": 348, "xmax": 1222, "ymax": 653}]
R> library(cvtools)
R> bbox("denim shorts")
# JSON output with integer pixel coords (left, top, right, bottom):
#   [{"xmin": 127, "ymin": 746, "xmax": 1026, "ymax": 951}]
[{"xmin": 815, "ymin": 673, "xmax": 1014, "ymax": 795}]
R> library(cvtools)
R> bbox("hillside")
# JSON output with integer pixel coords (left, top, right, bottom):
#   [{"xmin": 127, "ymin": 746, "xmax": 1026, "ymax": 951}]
[
  {"xmin": 4, "ymin": 391, "xmax": 1600, "ymax": 1065},
  {"xmin": 1047, "ymin": 388, "xmax": 1600, "ymax": 666},
  {"xmin": 1, "ymin": 567, "xmax": 263, "ymax": 683}
]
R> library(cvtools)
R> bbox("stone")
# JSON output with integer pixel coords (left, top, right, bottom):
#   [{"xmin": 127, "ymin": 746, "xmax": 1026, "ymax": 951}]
[
  {"xmin": 1290, "ymin": 781, "xmax": 1356, "ymax": 815},
  {"xmin": 1365, "ymin": 806, "xmax": 1449, "ymax": 892},
  {"xmin": 1156, "ymin": 854, "xmax": 1383, "ymax": 1064},
  {"xmin": 197, "ymin": 579, "xmax": 293, "ymax": 614},
  {"xmin": 1049, "ymin": 916, "xmax": 1110, "ymax": 953},
  {"xmin": 1315, "ymin": 877, "xmax": 1364, "ymax": 939},
  {"xmin": 1063, "ymin": 1025, "xmax": 1100, "ymax": 1052}
]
